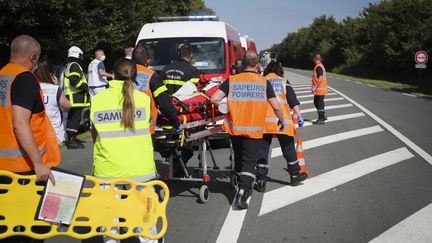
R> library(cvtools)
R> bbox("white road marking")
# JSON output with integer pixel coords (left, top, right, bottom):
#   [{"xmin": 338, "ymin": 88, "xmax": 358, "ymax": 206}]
[
  {"xmin": 301, "ymin": 104, "xmax": 353, "ymax": 114},
  {"xmin": 402, "ymin": 93, "xmax": 415, "ymax": 97},
  {"xmin": 271, "ymin": 125, "xmax": 384, "ymax": 158},
  {"xmin": 355, "ymin": 81, "xmax": 362, "ymax": 84},
  {"xmin": 369, "ymin": 203, "xmax": 432, "ymax": 243},
  {"xmin": 367, "ymin": 84, "xmax": 376, "ymax": 87},
  {"xmin": 293, "ymin": 87, "xmax": 312, "ymax": 91},
  {"xmin": 302, "ymin": 112, "xmax": 365, "ymax": 127},
  {"xmin": 260, "ymin": 147, "xmax": 415, "ymax": 216},
  {"xmin": 297, "ymin": 93, "xmax": 337, "ymax": 99},
  {"xmin": 291, "ymin": 84, "xmax": 310, "ymax": 88},
  {"xmin": 300, "ymin": 97, "xmax": 344, "ymax": 104},
  {"xmin": 288, "ymin": 71, "xmax": 432, "ymax": 165},
  {"xmin": 294, "ymin": 90, "xmax": 313, "ymax": 94},
  {"xmin": 216, "ymin": 194, "xmax": 251, "ymax": 243}
]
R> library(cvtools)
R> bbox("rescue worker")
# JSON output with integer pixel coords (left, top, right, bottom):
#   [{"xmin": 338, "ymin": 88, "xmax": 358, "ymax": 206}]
[
  {"xmin": 132, "ymin": 46, "xmax": 182, "ymax": 134},
  {"xmin": 311, "ymin": 54, "xmax": 328, "ymax": 125},
  {"xmin": 211, "ymin": 51, "xmax": 286, "ymax": 210},
  {"xmin": 255, "ymin": 61, "xmax": 307, "ymax": 192},
  {"xmin": 160, "ymin": 43, "xmax": 200, "ymax": 177},
  {"xmin": 88, "ymin": 49, "xmax": 113, "ymax": 97},
  {"xmin": 63, "ymin": 46, "xmax": 90, "ymax": 149},
  {"xmin": 90, "ymin": 58, "xmax": 159, "ymax": 243},
  {"xmin": 161, "ymin": 43, "xmax": 200, "ymax": 94},
  {"xmin": 0, "ymin": 35, "xmax": 60, "ymax": 243}
]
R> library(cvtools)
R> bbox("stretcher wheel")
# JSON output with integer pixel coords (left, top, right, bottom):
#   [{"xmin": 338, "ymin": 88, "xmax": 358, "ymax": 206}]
[
  {"xmin": 230, "ymin": 174, "xmax": 239, "ymax": 189},
  {"xmin": 199, "ymin": 184, "xmax": 209, "ymax": 203}
]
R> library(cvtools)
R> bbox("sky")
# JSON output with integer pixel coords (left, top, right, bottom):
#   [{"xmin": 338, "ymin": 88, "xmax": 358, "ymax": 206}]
[{"xmin": 205, "ymin": 0, "xmax": 381, "ymax": 51}]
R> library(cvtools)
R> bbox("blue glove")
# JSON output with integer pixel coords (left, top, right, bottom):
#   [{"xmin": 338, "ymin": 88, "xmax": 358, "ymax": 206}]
[
  {"xmin": 277, "ymin": 119, "xmax": 286, "ymax": 132},
  {"xmin": 298, "ymin": 115, "xmax": 304, "ymax": 127},
  {"xmin": 176, "ymin": 124, "xmax": 183, "ymax": 134},
  {"xmin": 311, "ymin": 86, "xmax": 317, "ymax": 92}
]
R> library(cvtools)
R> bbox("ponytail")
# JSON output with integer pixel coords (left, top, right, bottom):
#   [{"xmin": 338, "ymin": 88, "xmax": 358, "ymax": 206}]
[{"xmin": 121, "ymin": 79, "xmax": 135, "ymax": 130}]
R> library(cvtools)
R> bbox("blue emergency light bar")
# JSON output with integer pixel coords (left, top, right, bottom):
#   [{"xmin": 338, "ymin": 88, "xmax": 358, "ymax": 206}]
[{"xmin": 156, "ymin": 16, "xmax": 218, "ymax": 22}]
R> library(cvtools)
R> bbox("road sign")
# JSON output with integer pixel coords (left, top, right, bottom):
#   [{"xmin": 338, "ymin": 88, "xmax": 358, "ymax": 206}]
[
  {"xmin": 415, "ymin": 64, "xmax": 427, "ymax": 69},
  {"xmin": 415, "ymin": 51, "xmax": 428, "ymax": 65}
]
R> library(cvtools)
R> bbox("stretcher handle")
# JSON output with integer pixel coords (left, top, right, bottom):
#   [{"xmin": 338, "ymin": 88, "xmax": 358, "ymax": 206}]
[{"xmin": 172, "ymin": 96, "xmax": 190, "ymax": 113}]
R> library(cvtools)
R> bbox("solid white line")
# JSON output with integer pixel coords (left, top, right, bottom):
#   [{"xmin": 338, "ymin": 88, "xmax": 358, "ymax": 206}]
[
  {"xmin": 216, "ymin": 194, "xmax": 251, "ymax": 243},
  {"xmin": 297, "ymin": 93, "xmax": 337, "ymax": 99},
  {"xmin": 301, "ymin": 104, "xmax": 353, "ymax": 114},
  {"xmin": 260, "ymin": 147, "xmax": 414, "ymax": 216},
  {"xmin": 271, "ymin": 125, "xmax": 384, "ymax": 158},
  {"xmin": 402, "ymin": 93, "xmax": 415, "ymax": 97},
  {"xmin": 300, "ymin": 97, "xmax": 344, "ymax": 104},
  {"xmin": 288, "ymin": 71, "xmax": 432, "ymax": 165},
  {"xmin": 302, "ymin": 112, "xmax": 365, "ymax": 127},
  {"xmin": 369, "ymin": 203, "xmax": 432, "ymax": 243},
  {"xmin": 291, "ymin": 84, "xmax": 310, "ymax": 88}
]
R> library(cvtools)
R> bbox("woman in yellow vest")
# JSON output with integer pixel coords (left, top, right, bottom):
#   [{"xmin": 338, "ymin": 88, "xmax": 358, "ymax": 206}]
[
  {"xmin": 90, "ymin": 58, "xmax": 159, "ymax": 243},
  {"xmin": 256, "ymin": 61, "xmax": 307, "ymax": 192}
]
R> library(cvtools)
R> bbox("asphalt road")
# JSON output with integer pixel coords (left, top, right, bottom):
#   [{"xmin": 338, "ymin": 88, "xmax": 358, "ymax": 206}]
[{"xmin": 45, "ymin": 69, "xmax": 432, "ymax": 243}]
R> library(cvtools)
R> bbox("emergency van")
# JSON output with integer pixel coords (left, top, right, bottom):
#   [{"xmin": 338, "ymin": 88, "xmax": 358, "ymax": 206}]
[
  {"xmin": 135, "ymin": 16, "xmax": 244, "ymax": 82},
  {"xmin": 240, "ymin": 36, "xmax": 257, "ymax": 53}
]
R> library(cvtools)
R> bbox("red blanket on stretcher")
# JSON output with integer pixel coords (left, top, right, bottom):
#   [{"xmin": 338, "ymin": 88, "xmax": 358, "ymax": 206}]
[{"xmin": 157, "ymin": 82, "xmax": 223, "ymax": 125}]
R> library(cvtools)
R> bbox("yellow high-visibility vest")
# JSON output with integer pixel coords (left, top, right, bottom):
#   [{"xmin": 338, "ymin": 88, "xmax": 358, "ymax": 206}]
[
  {"xmin": 90, "ymin": 80, "xmax": 156, "ymax": 179},
  {"xmin": 63, "ymin": 62, "xmax": 90, "ymax": 107}
]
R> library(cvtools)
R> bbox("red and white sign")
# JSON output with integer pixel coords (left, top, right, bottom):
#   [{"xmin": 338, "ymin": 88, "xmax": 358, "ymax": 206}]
[{"xmin": 415, "ymin": 51, "xmax": 428, "ymax": 65}]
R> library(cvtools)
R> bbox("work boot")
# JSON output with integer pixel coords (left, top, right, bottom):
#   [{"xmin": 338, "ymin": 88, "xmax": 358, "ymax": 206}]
[
  {"xmin": 312, "ymin": 119, "xmax": 325, "ymax": 125},
  {"xmin": 290, "ymin": 172, "xmax": 308, "ymax": 186},
  {"xmin": 323, "ymin": 113, "xmax": 328, "ymax": 121},
  {"xmin": 66, "ymin": 133, "xmax": 84, "ymax": 149},
  {"xmin": 235, "ymin": 189, "xmax": 251, "ymax": 210},
  {"xmin": 254, "ymin": 178, "xmax": 267, "ymax": 193}
]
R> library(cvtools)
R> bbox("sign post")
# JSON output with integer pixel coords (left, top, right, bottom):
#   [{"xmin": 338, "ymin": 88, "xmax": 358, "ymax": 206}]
[{"xmin": 414, "ymin": 51, "xmax": 428, "ymax": 85}]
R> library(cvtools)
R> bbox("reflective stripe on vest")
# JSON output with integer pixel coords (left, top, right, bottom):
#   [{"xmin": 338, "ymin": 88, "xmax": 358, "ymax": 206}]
[
  {"xmin": 63, "ymin": 62, "xmax": 88, "ymax": 95},
  {"xmin": 164, "ymin": 79, "xmax": 186, "ymax": 86},
  {"xmin": 224, "ymin": 119, "xmax": 263, "ymax": 133},
  {"xmin": 0, "ymin": 147, "xmax": 46, "ymax": 158},
  {"xmin": 98, "ymin": 128, "xmax": 150, "ymax": 138},
  {"xmin": 265, "ymin": 118, "xmax": 293, "ymax": 125}
]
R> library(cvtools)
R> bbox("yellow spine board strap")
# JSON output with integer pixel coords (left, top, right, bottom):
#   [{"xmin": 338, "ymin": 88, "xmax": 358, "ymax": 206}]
[
  {"xmin": 0, "ymin": 170, "xmax": 169, "ymax": 240},
  {"xmin": 180, "ymin": 115, "xmax": 187, "ymax": 147}
]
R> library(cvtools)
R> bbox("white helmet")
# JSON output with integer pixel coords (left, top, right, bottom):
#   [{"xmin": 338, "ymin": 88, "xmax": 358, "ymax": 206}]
[{"xmin": 68, "ymin": 46, "xmax": 83, "ymax": 58}]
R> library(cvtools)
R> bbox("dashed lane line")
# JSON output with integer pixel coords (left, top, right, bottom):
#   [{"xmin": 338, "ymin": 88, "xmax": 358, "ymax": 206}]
[
  {"xmin": 301, "ymin": 104, "xmax": 353, "ymax": 114},
  {"xmin": 271, "ymin": 125, "xmax": 384, "ymax": 158},
  {"xmin": 288, "ymin": 71, "xmax": 432, "ymax": 165},
  {"xmin": 302, "ymin": 112, "xmax": 365, "ymax": 127},
  {"xmin": 369, "ymin": 203, "xmax": 432, "ymax": 243},
  {"xmin": 297, "ymin": 92, "xmax": 337, "ymax": 99},
  {"xmin": 260, "ymin": 147, "xmax": 415, "ymax": 216},
  {"xmin": 300, "ymin": 97, "xmax": 344, "ymax": 104}
]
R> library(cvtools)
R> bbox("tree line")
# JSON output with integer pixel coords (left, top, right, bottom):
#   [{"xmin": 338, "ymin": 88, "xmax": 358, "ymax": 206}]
[
  {"xmin": 0, "ymin": 0, "xmax": 214, "ymax": 69},
  {"xmin": 269, "ymin": 0, "xmax": 432, "ymax": 87}
]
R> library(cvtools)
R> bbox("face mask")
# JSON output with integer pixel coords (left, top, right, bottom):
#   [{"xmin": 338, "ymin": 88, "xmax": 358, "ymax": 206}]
[{"xmin": 99, "ymin": 55, "xmax": 106, "ymax": 61}]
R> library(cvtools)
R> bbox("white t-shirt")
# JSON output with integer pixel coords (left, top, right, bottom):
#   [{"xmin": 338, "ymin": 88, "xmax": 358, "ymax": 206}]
[
  {"xmin": 88, "ymin": 59, "xmax": 108, "ymax": 87},
  {"xmin": 40, "ymin": 83, "xmax": 66, "ymax": 144}
]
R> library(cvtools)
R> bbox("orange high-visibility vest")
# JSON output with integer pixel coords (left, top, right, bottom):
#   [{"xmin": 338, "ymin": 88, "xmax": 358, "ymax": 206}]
[
  {"xmin": 0, "ymin": 63, "xmax": 60, "ymax": 172},
  {"xmin": 222, "ymin": 72, "xmax": 268, "ymax": 139},
  {"xmin": 136, "ymin": 64, "xmax": 157, "ymax": 134},
  {"xmin": 312, "ymin": 62, "xmax": 328, "ymax": 95},
  {"xmin": 263, "ymin": 73, "xmax": 295, "ymax": 137}
]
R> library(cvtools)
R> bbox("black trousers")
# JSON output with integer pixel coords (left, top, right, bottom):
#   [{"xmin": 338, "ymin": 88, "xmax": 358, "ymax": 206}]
[
  {"xmin": 66, "ymin": 107, "xmax": 83, "ymax": 133},
  {"xmin": 230, "ymin": 135, "xmax": 261, "ymax": 191},
  {"xmin": 256, "ymin": 134, "xmax": 299, "ymax": 179},
  {"xmin": 313, "ymin": 95, "xmax": 326, "ymax": 119}
]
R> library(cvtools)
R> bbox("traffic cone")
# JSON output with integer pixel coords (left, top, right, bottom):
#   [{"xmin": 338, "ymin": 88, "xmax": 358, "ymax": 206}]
[
  {"xmin": 292, "ymin": 110, "xmax": 299, "ymax": 126},
  {"xmin": 296, "ymin": 138, "xmax": 310, "ymax": 175}
]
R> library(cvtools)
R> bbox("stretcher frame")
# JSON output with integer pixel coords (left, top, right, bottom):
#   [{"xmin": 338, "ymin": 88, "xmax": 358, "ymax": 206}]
[{"xmin": 154, "ymin": 115, "xmax": 235, "ymax": 203}]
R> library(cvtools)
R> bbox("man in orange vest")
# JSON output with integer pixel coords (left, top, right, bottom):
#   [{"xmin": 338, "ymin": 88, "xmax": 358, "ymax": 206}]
[
  {"xmin": 132, "ymin": 46, "xmax": 181, "ymax": 133},
  {"xmin": 311, "ymin": 54, "xmax": 328, "ymax": 125},
  {"xmin": 0, "ymin": 35, "xmax": 60, "ymax": 242},
  {"xmin": 211, "ymin": 51, "xmax": 286, "ymax": 210}
]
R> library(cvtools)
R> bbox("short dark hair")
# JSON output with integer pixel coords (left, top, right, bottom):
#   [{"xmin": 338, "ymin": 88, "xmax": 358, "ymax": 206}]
[
  {"xmin": 178, "ymin": 43, "xmax": 192, "ymax": 58},
  {"xmin": 263, "ymin": 60, "xmax": 284, "ymax": 77},
  {"xmin": 242, "ymin": 51, "xmax": 259, "ymax": 67},
  {"xmin": 132, "ymin": 46, "xmax": 150, "ymax": 65}
]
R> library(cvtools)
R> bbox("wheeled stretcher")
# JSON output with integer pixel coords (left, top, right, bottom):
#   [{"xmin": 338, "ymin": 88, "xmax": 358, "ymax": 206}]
[{"xmin": 154, "ymin": 81, "xmax": 235, "ymax": 203}]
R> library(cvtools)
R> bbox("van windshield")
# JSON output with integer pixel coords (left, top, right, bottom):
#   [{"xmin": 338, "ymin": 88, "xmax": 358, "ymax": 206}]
[{"xmin": 138, "ymin": 37, "xmax": 226, "ymax": 74}]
